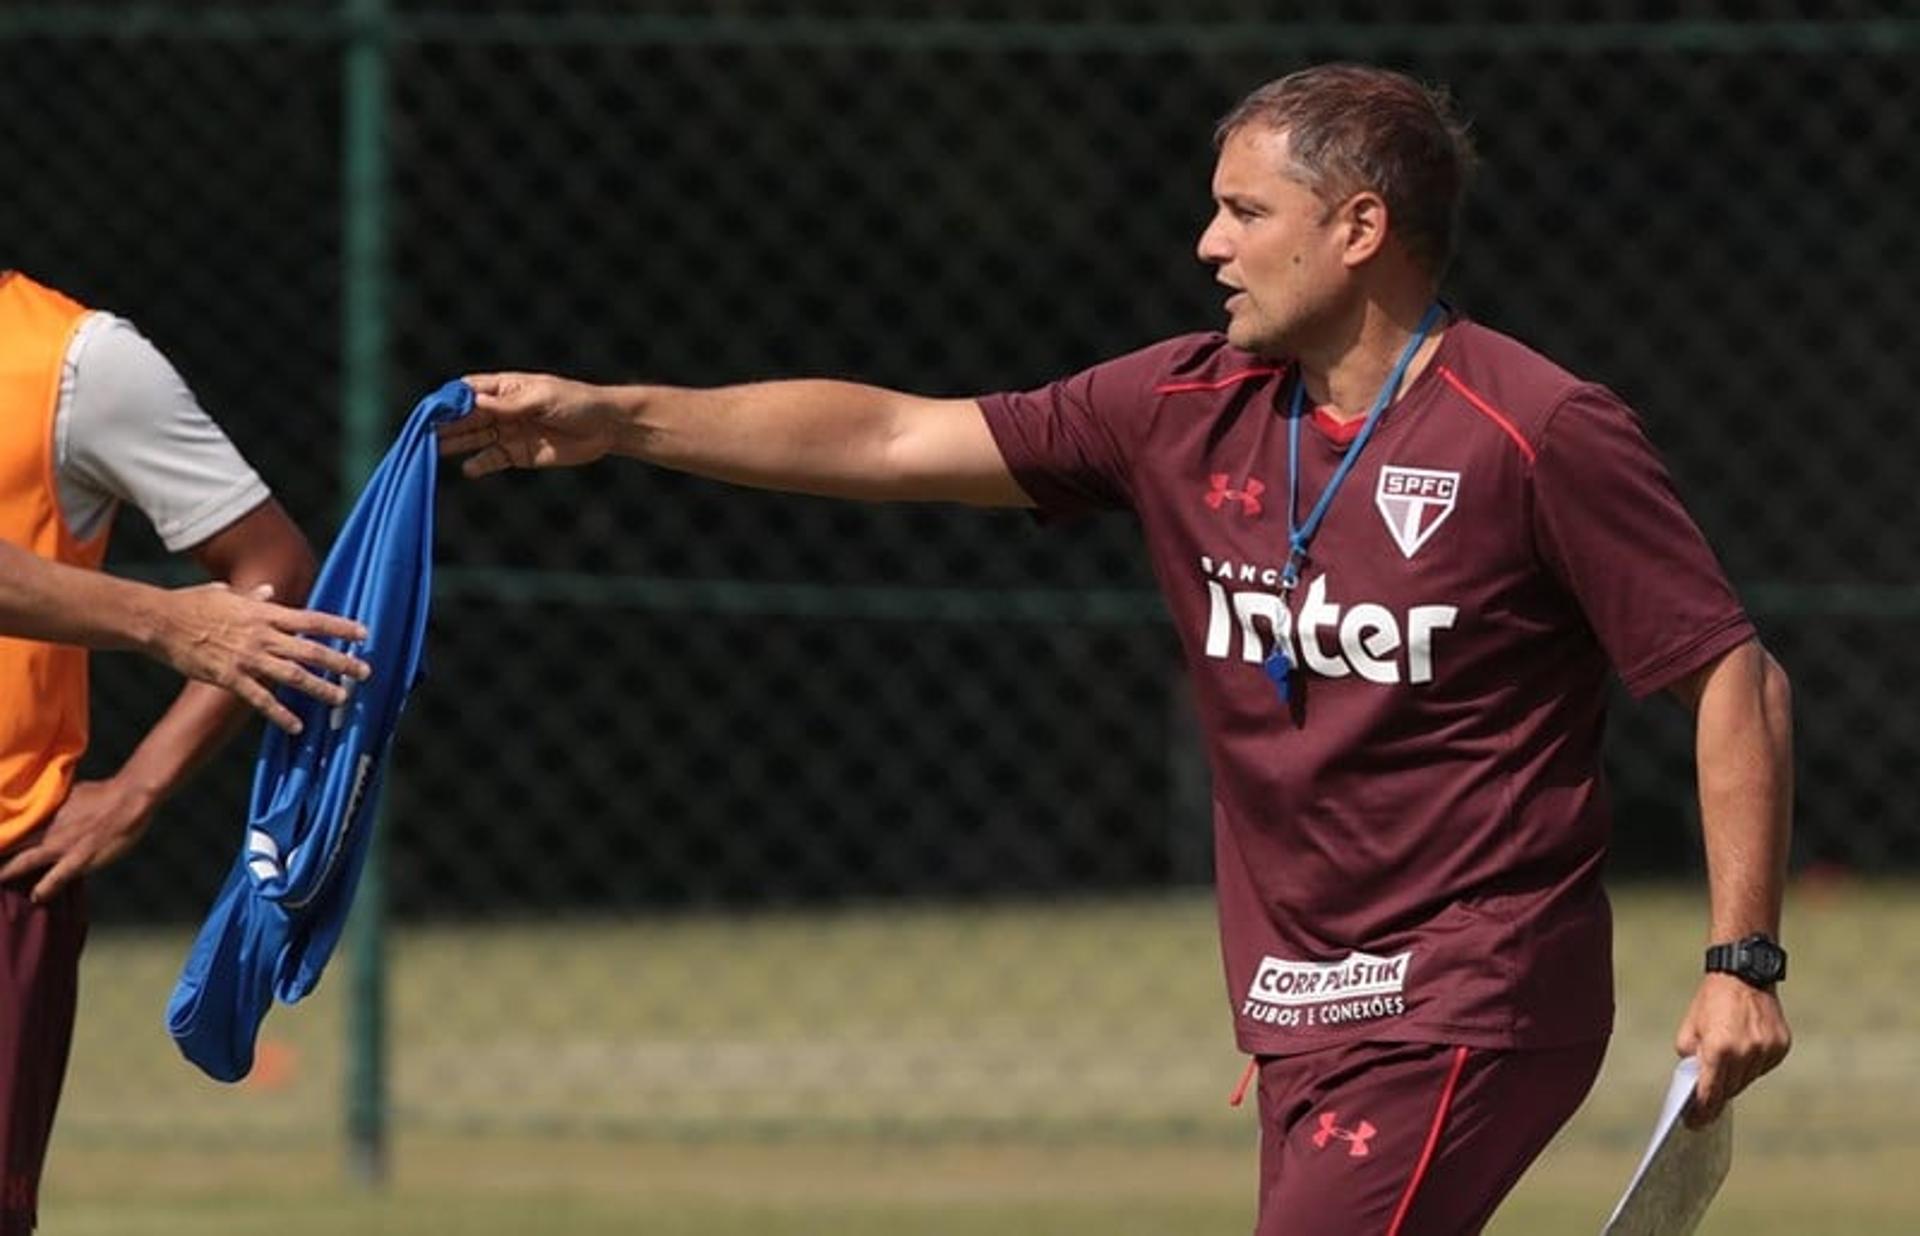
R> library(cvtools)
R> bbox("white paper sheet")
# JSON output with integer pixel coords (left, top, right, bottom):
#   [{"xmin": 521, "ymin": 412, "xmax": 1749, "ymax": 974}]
[{"xmin": 1601, "ymin": 1057, "xmax": 1733, "ymax": 1235}]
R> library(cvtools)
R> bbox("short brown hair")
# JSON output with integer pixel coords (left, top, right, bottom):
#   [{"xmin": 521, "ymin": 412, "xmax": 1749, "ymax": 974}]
[{"xmin": 1216, "ymin": 64, "xmax": 1477, "ymax": 277}]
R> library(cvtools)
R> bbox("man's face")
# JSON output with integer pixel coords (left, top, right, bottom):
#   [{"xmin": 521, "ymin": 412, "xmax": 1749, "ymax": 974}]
[{"xmin": 1196, "ymin": 126, "xmax": 1352, "ymax": 356}]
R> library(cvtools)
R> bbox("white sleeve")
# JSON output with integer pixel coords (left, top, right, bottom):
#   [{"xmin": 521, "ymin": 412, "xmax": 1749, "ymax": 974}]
[{"xmin": 57, "ymin": 313, "xmax": 271, "ymax": 552}]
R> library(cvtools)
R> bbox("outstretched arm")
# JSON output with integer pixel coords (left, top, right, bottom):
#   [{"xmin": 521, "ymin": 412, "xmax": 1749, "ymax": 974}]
[
  {"xmin": 437, "ymin": 372, "xmax": 1034, "ymax": 507},
  {"xmin": 0, "ymin": 501, "xmax": 351, "ymax": 899},
  {"xmin": 0, "ymin": 534, "xmax": 366, "ymax": 728},
  {"xmin": 1668, "ymin": 638, "xmax": 1794, "ymax": 1124}
]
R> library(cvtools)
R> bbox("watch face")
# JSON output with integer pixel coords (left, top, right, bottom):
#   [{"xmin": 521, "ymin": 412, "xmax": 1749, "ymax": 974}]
[
  {"xmin": 1749, "ymin": 946, "xmax": 1785, "ymax": 982},
  {"xmin": 1708, "ymin": 937, "xmax": 1786, "ymax": 986}
]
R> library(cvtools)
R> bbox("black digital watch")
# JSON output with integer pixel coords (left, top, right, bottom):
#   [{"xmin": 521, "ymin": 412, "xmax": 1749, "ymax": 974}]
[{"xmin": 1704, "ymin": 933, "xmax": 1788, "ymax": 990}]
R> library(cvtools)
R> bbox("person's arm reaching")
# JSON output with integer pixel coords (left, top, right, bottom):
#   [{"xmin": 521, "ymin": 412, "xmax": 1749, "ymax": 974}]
[
  {"xmin": 1667, "ymin": 638, "xmax": 1794, "ymax": 1125},
  {"xmin": 437, "ymin": 372, "xmax": 1034, "ymax": 507},
  {"xmin": 0, "ymin": 534, "xmax": 366, "ymax": 729},
  {"xmin": 0, "ymin": 500, "xmax": 345, "ymax": 900}
]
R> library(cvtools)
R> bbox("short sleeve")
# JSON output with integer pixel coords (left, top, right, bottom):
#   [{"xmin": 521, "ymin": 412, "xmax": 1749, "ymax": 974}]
[
  {"xmin": 976, "ymin": 338, "xmax": 1187, "ymax": 518},
  {"xmin": 59, "ymin": 314, "xmax": 271, "ymax": 551},
  {"xmin": 1531, "ymin": 386, "xmax": 1755, "ymax": 698}
]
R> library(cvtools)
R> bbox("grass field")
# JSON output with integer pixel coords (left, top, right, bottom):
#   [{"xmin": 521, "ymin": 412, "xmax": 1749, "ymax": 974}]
[{"xmin": 45, "ymin": 880, "xmax": 1920, "ymax": 1233}]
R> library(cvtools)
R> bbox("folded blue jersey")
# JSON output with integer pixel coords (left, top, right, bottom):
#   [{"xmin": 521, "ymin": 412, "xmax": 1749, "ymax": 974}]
[{"xmin": 167, "ymin": 379, "xmax": 472, "ymax": 1082}]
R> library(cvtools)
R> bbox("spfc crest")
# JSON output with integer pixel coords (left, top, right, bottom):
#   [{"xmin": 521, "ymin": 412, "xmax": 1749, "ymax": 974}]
[{"xmin": 1374, "ymin": 466, "xmax": 1459, "ymax": 559}]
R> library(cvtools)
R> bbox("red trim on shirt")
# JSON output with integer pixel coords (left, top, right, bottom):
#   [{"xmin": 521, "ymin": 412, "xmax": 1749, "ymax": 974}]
[
  {"xmin": 1384, "ymin": 1045, "xmax": 1471, "ymax": 1236},
  {"xmin": 1153, "ymin": 365, "xmax": 1289, "ymax": 395},
  {"xmin": 1437, "ymin": 366, "xmax": 1537, "ymax": 464},
  {"xmin": 1311, "ymin": 405, "xmax": 1366, "ymax": 444}
]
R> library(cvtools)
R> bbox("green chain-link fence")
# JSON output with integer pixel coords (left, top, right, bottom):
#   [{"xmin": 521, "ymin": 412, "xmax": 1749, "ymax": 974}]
[{"xmin": 5, "ymin": 2, "xmax": 1918, "ymax": 1229}]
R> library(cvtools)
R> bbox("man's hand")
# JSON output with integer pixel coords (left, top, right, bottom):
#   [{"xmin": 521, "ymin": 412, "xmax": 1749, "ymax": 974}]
[
  {"xmin": 437, "ymin": 372, "xmax": 618, "ymax": 476},
  {"xmin": 152, "ymin": 581, "xmax": 369, "ymax": 734},
  {"xmin": 0, "ymin": 778, "xmax": 157, "ymax": 903},
  {"xmin": 1674, "ymin": 973, "xmax": 1791, "ymax": 1126}
]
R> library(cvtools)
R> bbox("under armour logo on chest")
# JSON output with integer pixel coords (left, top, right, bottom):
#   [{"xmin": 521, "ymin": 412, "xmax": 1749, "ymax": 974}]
[{"xmin": 1205, "ymin": 473, "xmax": 1265, "ymax": 516}]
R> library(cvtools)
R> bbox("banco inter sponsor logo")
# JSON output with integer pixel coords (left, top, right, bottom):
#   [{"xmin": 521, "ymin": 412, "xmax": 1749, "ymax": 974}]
[
  {"xmin": 1198, "ymin": 556, "xmax": 1458, "ymax": 685},
  {"xmin": 1241, "ymin": 950, "xmax": 1413, "ymax": 1030}
]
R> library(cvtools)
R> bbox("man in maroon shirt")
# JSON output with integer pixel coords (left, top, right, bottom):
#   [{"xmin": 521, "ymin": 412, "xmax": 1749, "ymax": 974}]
[{"xmin": 441, "ymin": 63, "xmax": 1792, "ymax": 1234}]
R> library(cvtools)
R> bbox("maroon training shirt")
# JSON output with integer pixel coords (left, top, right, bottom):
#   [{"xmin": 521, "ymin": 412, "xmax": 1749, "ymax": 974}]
[{"xmin": 978, "ymin": 317, "xmax": 1754, "ymax": 1055}]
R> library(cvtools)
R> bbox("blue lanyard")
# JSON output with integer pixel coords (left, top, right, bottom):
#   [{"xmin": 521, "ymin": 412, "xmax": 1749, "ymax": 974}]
[{"xmin": 1280, "ymin": 301, "xmax": 1445, "ymax": 592}]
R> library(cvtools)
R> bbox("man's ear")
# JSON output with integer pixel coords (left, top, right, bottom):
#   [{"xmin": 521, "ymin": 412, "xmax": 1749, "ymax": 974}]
[{"xmin": 1340, "ymin": 192, "xmax": 1391, "ymax": 268}]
